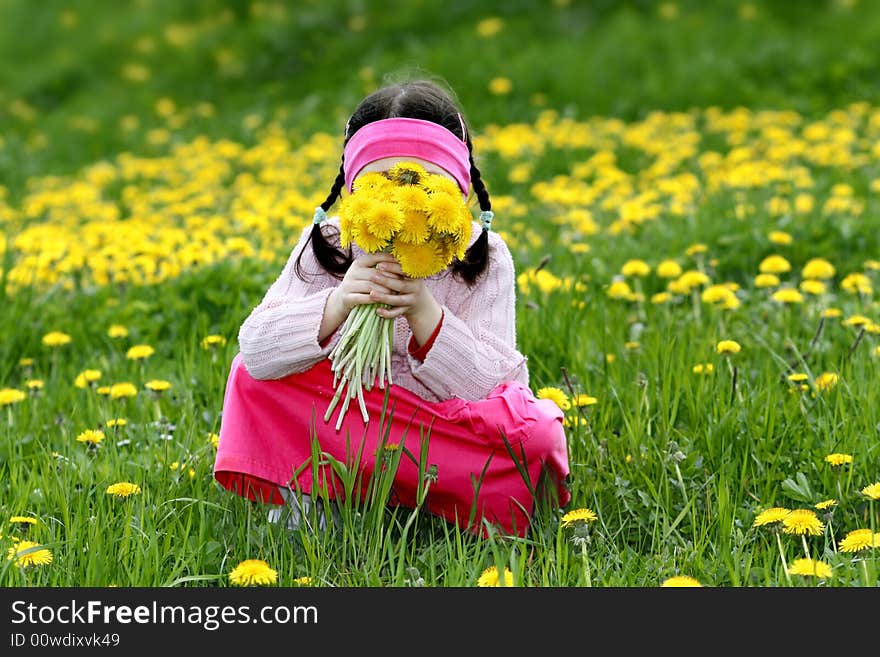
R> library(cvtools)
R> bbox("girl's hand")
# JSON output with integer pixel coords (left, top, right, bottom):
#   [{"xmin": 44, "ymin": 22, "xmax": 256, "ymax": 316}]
[
  {"xmin": 367, "ymin": 258, "xmax": 431, "ymax": 320},
  {"xmin": 331, "ymin": 252, "xmax": 401, "ymax": 316}
]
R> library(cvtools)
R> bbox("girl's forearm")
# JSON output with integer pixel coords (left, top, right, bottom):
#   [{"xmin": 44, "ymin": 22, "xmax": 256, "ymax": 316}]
[
  {"xmin": 319, "ymin": 288, "xmax": 348, "ymax": 343},
  {"xmin": 406, "ymin": 293, "xmax": 443, "ymax": 347}
]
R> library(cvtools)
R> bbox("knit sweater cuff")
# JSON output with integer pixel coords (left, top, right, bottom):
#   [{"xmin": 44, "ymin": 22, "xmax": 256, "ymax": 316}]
[
  {"xmin": 238, "ymin": 287, "xmax": 336, "ymax": 380},
  {"xmin": 407, "ymin": 307, "xmax": 525, "ymax": 401}
]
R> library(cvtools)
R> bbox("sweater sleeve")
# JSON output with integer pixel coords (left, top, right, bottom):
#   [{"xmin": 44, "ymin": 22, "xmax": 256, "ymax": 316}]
[
  {"xmin": 406, "ymin": 233, "xmax": 529, "ymax": 401},
  {"xmin": 237, "ymin": 224, "xmax": 339, "ymax": 380}
]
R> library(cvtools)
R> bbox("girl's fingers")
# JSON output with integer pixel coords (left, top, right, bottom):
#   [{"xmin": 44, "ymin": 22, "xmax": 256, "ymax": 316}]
[{"xmin": 376, "ymin": 305, "xmax": 407, "ymax": 319}]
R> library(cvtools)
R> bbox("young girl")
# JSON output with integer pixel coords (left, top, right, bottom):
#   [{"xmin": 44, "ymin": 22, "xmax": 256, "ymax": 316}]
[{"xmin": 213, "ymin": 79, "xmax": 571, "ymax": 538}]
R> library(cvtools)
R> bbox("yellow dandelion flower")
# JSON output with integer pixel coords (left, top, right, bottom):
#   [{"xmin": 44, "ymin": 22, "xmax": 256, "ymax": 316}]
[
  {"xmin": 821, "ymin": 307, "xmax": 842, "ymax": 318},
  {"xmin": 861, "ymin": 482, "xmax": 880, "ymax": 500},
  {"xmin": 824, "ymin": 453, "xmax": 853, "ymax": 467},
  {"xmin": 536, "ymin": 387, "xmax": 571, "ymax": 411},
  {"xmin": 74, "ymin": 369, "xmax": 102, "ymax": 388},
  {"xmin": 754, "ymin": 273, "xmax": 780, "ymax": 288},
  {"xmin": 799, "ymin": 279, "xmax": 826, "ymax": 295},
  {"xmin": 25, "ymin": 379, "xmax": 43, "ymax": 390},
  {"xmin": 759, "ymin": 254, "xmax": 791, "ymax": 274},
  {"xmin": 293, "ymin": 576, "xmax": 313, "ymax": 586},
  {"xmin": 838, "ymin": 528, "xmax": 875, "ymax": 552},
  {"xmin": 772, "ymin": 288, "xmax": 804, "ymax": 304},
  {"xmin": 76, "ymin": 429, "xmax": 105, "ymax": 446},
  {"xmin": 621, "ymin": 259, "xmax": 650, "ymax": 277},
  {"xmin": 787, "ymin": 558, "xmax": 832, "ymax": 578},
  {"xmin": 768, "ymin": 230, "xmax": 793, "ymax": 245},
  {"xmin": 0, "ymin": 388, "xmax": 26, "ymax": 406},
  {"xmin": 229, "ymin": 559, "xmax": 278, "ymax": 587},
  {"xmin": 716, "ymin": 339, "xmax": 741, "ymax": 355},
  {"xmin": 105, "ymin": 418, "xmax": 127, "ymax": 428},
  {"xmin": 801, "ymin": 258, "xmax": 836, "ymax": 280},
  {"xmin": 692, "ymin": 363, "xmax": 714, "ymax": 374},
  {"xmin": 426, "ymin": 191, "xmax": 464, "ymax": 234},
  {"xmin": 752, "ymin": 507, "xmax": 791, "ymax": 528},
  {"xmin": 476, "ymin": 16, "xmax": 504, "ymax": 37},
  {"xmin": 107, "ymin": 324, "xmax": 129, "ymax": 338},
  {"xmin": 209, "ymin": 432, "xmax": 220, "ymax": 448},
  {"xmin": 126, "ymin": 344, "xmax": 155, "ymax": 360},
  {"xmin": 814, "ymin": 372, "xmax": 839, "ymax": 392},
  {"xmin": 685, "ymin": 243, "xmax": 708, "ymax": 256},
  {"xmin": 9, "ymin": 516, "xmax": 38, "ymax": 527},
  {"xmin": 782, "ymin": 509, "xmax": 824, "ymax": 536},
  {"xmin": 660, "ymin": 575, "xmax": 702, "ymax": 587},
  {"xmin": 201, "ymin": 335, "xmax": 227, "ymax": 350},
  {"xmin": 394, "ymin": 209, "xmax": 432, "ymax": 245},
  {"xmin": 19, "ymin": 358, "xmax": 34, "ymax": 367},
  {"xmin": 351, "ymin": 220, "xmax": 389, "ymax": 253},
  {"xmin": 656, "ymin": 259, "xmax": 682, "ymax": 278},
  {"xmin": 814, "ymin": 499, "xmax": 836, "ymax": 510},
  {"xmin": 477, "ymin": 565, "xmax": 514, "ymax": 587},
  {"xmin": 392, "ymin": 240, "xmax": 446, "ymax": 278},
  {"xmin": 488, "ymin": 77, "xmax": 512, "ymax": 95},
  {"xmin": 573, "ymin": 394, "xmax": 598, "ymax": 407},
  {"xmin": 42, "ymin": 331, "xmax": 72, "ymax": 347},
  {"xmin": 607, "ymin": 280, "xmax": 634, "ymax": 300},
  {"xmin": 352, "ymin": 171, "xmax": 393, "ymax": 194},
  {"xmin": 364, "ymin": 199, "xmax": 405, "ymax": 240},
  {"xmin": 560, "ymin": 508, "xmax": 598, "ymax": 527},
  {"xmin": 7, "ymin": 541, "xmax": 53, "ymax": 568},
  {"xmin": 842, "ymin": 314, "xmax": 871, "ymax": 327},
  {"xmin": 651, "ymin": 292, "xmax": 671, "ymax": 304},
  {"xmin": 787, "ymin": 373, "xmax": 809, "ymax": 383},
  {"xmin": 145, "ymin": 379, "xmax": 172, "ymax": 392},
  {"xmin": 109, "ymin": 382, "xmax": 138, "ymax": 399},
  {"xmin": 106, "ymin": 482, "xmax": 141, "ymax": 497}
]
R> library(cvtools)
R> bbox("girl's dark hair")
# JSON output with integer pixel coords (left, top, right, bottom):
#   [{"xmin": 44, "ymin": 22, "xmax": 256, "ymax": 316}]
[{"xmin": 295, "ymin": 78, "xmax": 491, "ymax": 286}]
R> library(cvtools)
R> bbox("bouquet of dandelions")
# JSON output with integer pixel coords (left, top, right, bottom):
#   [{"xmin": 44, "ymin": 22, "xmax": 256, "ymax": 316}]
[{"xmin": 324, "ymin": 161, "xmax": 473, "ymax": 430}]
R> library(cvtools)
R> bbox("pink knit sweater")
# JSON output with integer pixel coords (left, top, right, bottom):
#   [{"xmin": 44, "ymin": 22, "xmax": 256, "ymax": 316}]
[{"xmin": 237, "ymin": 217, "xmax": 529, "ymax": 403}]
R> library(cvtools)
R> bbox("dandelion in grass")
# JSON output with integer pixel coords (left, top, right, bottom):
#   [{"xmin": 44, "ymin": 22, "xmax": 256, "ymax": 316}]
[
  {"xmin": 782, "ymin": 509, "xmax": 824, "ymax": 536},
  {"xmin": 621, "ymin": 259, "xmax": 650, "ymax": 277},
  {"xmin": 0, "ymin": 388, "xmax": 26, "ymax": 406},
  {"xmin": 325, "ymin": 161, "xmax": 472, "ymax": 430},
  {"xmin": 801, "ymin": 258, "xmax": 835, "ymax": 279},
  {"xmin": 787, "ymin": 373, "xmax": 808, "ymax": 384},
  {"xmin": 838, "ymin": 528, "xmax": 875, "ymax": 553},
  {"xmin": 106, "ymin": 482, "xmax": 141, "ymax": 497},
  {"xmin": 209, "ymin": 432, "xmax": 220, "ymax": 448},
  {"xmin": 25, "ymin": 380, "xmax": 43, "ymax": 392},
  {"xmin": 201, "ymin": 335, "xmax": 227, "ymax": 350},
  {"xmin": 42, "ymin": 331, "xmax": 72, "ymax": 347},
  {"xmin": 861, "ymin": 482, "xmax": 880, "ymax": 500},
  {"xmin": 561, "ymin": 508, "xmax": 598, "ymax": 528},
  {"xmin": 821, "ymin": 307, "xmax": 842, "ymax": 318},
  {"xmin": 752, "ymin": 507, "xmax": 791, "ymax": 529},
  {"xmin": 754, "ymin": 273, "xmax": 780, "ymax": 288},
  {"xmin": 657, "ymin": 259, "xmax": 682, "ymax": 278},
  {"xmin": 768, "ymin": 230, "xmax": 792, "ymax": 245},
  {"xmin": 7, "ymin": 541, "xmax": 53, "ymax": 568},
  {"xmin": 573, "ymin": 394, "xmax": 598, "ymax": 407},
  {"xmin": 660, "ymin": 575, "xmax": 702, "ymax": 587},
  {"xmin": 74, "ymin": 369, "xmax": 101, "ymax": 388},
  {"xmin": 787, "ymin": 558, "xmax": 832, "ymax": 579},
  {"xmin": 716, "ymin": 340, "xmax": 741, "ymax": 355},
  {"xmin": 105, "ymin": 418, "xmax": 127, "ymax": 428},
  {"xmin": 109, "ymin": 382, "xmax": 138, "ymax": 399},
  {"xmin": 477, "ymin": 565, "xmax": 514, "ymax": 587},
  {"xmin": 76, "ymin": 429, "xmax": 105, "ymax": 447},
  {"xmin": 96, "ymin": 386, "xmax": 111, "ymax": 396},
  {"xmin": 229, "ymin": 559, "xmax": 278, "ymax": 587},
  {"xmin": 107, "ymin": 324, "xmax": 129, "ymax": 339},
  {"xmin": 824, "ymin": 453, "xmax": 853, "ymax": 468},
  {"xmin": 607, "ymin": 279, "xmax": 634, "ymax": 300},
  {"xmin": 692, "ymin": 363, "xmax": 714, "ymax": 374},
  {"xmin": 561, "ymin": 507, "xmax": 598, "ymax": 586},
  {"xmin": 9, "ymin": 516, "xmax": 37, "ymax": 529},
  {"xmin": 814, "ymin": 372, "xmax": 839, "ymax": 392},
  {"xmin": 536, "ymin": 387, "xmax": 571, "ymax": 411},
  {"xmin": 126, "ymin": 344, "xmax": 155, "ymax": 361},
  {"xmin": 19, "ymin": 357, "xmax": 34, "ymax": 368},
  {"xmin": 759, "ymin": 254, "xmax": 791, "ymax": 274},
  {"xmin": 800, "ymin": 280, "xmax": 826, "ymax": 295},
  {"xmin": 293, "ymin": 576, "xmax": 312, "ymax": 586},
  {"xmin": 145, "ymin": 379, "xmax": 171, "ymax": 393},
  {"xmin": 771, "ymin": 288, "xmax": 804, "ymax": 304},
  {"xmin": 814, "ymin": 499, "xmax": 837, "ymax": 511}
]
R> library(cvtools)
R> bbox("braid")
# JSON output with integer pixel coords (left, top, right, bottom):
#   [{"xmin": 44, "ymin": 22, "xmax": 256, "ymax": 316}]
[
  {"xmin": 452, "ymin": 153, "xmax": 491, "ymax": 285},
  {"xmin": 294, "ymin": 160, "xmax": 352, "ymax": 281}
]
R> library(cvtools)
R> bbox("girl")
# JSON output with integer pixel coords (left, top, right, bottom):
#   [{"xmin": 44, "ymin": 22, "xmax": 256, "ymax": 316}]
[{"xmin": 213, "ymin": 79, "xmax": 570, "ymax": 538}]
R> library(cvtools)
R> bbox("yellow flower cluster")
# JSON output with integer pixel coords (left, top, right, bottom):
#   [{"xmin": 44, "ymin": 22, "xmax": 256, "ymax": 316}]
[{"xmin": 337, "ymin": 162, "xmax": 473, "ymax": 278}]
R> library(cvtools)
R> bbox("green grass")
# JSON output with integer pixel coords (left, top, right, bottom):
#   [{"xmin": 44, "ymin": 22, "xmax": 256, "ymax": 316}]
[{"xmin": 1, "ymin": 0, "xmax": 879, "ymax": 587}]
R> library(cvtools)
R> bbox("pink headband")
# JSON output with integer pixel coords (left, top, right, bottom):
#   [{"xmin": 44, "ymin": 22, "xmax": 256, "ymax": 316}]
[{"xmin": 343, "ymin": 117, "xmax": 471, "ymax": 196}]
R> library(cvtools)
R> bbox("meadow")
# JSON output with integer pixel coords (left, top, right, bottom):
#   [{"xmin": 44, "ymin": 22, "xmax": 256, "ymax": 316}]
[{"xmin": 1, "ymin": 0, "xmax": 879, "ymax": 587}]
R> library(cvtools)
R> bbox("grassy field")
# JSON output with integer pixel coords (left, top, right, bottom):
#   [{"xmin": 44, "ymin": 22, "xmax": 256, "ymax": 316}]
[{"xmin": 1, "ymin": 0, "xmax": 879, "ymax": 587}]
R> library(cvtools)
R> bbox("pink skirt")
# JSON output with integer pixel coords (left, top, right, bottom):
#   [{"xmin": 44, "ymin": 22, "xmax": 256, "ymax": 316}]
[{"xmin": 213, "ymin": 354, "xmax": 571, "ymax": 537}]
